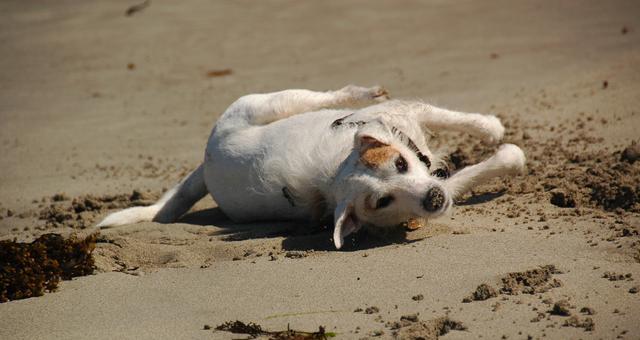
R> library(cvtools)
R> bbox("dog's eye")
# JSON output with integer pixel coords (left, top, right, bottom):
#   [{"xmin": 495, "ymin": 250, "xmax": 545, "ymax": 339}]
[
  {"xmin": 395, "ymin": 156, "xmax": 408, "ymax": 173},
  {"xmin": 431, "ymin": 168, "xmax": 449, "ymax": 179},
  {"xmin": 375, "ymin": 196, "xmax": 394, "ymax": 209}
]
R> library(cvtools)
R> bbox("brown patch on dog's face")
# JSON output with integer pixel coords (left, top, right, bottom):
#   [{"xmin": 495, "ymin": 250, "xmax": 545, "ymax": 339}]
[{"xmin": 360, "ymin": 145, "xmax": 400, "ymax": 169}]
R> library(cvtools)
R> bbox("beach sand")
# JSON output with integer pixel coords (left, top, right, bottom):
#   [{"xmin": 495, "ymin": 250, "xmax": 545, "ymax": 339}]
[{"xmin": 1, "ymin": 0, "xmax": 639, "ymax": 339}]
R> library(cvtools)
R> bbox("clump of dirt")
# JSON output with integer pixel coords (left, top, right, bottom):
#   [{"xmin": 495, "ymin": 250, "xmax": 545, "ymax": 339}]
[
  {"xmin": 445, "ymin": 118, "xmax": 640, "ymax": 213},
  {"xmin": 549, "ymin": 189, "xmax": 576, "ymax": 208},
  {"xmin": 365, "ymin": 306, "xmax": 380, "ymax": 314},
  {"xmin": 284, "ymin": 251, "xmax": 308, "ymax": 259},
  {"xmin": 462, "ymin": 283, "xmax": 498, "ymax": 302},
  {"xmin": 550, "ymin": 300, "xmax": 572, "ymax": 316},
  {"xmin": 390, "ymin": 316, "xmax": 466, "ymax": 340},
  {"xmin": 586, "ymin": 159, "xmax": 640, "ymax": 211},
  {"xmin": 213, "ymin": 320, "xmax": 335, "ymax": 339},
  {"xmin": 462, "ymin": 266, "xmax": 562, "ymax": 303},
  {"xmin": 401, "ymin": 314, "xmax": 420, "ymax": 322},
  {"xmin": 563, "ymin": 316, "xmax": 595, "ymax": 331},
  {"xmin": 621, "ymin": 141, "xmax": 640, "ymax": 164},
  {"xmin": 51, "ymin": 193, "xmax": 70, "ymax": 202},
  {"xmin": 39, "ymin": 205, "xmax": 73, "ymax": 225},
  {"xmin": 602, "ymin": 271, "xmax": 633, "ymax": 281},
  {"xmin": 499, "ymin": 265, "xmax": 562, "ymax": 295},
  {"xmin": 519, "ymin": 139, "xmax": 640, "ymax": 212},
  {"xmin": 0, "ymin": 233, "xmax": 96, "ymax": 302},
  {"xmin": 580, "ymin": 306, "xmax": 596, "ymax": 315},
  {"xmin": 38, "ymin": 190, "xmax": 157, "ymax": 229}
]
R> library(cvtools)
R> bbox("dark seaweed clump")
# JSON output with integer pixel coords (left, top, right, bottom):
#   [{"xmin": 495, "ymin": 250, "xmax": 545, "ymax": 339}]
[
  {"xmin": 214, "ymin": 320, "xmax": 335, "ymax": 339},
  {"xmin": 0, "ymin": 233, "xmax": 96, "ymax": 303}
]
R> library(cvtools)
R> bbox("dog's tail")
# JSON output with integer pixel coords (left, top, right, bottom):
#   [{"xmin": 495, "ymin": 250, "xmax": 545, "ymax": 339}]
[{"xmin": 96, "ymin": 164, "xmax": 208, "ymax": 228}]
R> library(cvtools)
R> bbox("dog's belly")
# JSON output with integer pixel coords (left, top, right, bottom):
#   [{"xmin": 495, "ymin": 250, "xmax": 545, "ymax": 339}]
[
  {"xmin": 203, "ymin": 110, "xmax": 353, "ymax": 222},
  {"xmin": 203, "ymin": 156, "xmax": 306, "ymax": 222}
]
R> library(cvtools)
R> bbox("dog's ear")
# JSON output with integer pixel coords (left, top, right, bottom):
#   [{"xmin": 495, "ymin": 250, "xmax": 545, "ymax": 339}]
[
  {"xmin": 356, "ymin": 135, "xmax": 388, "ymax": 154},
  {"xmin": 333, "ymin": 200, "xmax": 362, "ymax": 249}
]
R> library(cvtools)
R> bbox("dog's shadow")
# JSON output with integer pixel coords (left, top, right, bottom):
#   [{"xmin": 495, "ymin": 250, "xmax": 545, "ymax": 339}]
[
  {"xmin": 456, "ymin": 190, "xmax": 506, "ymax": 206},
  {"xmin": 178, "ymin": 190, "xmax": 505, "ymax": 251},
  {"xmin": 178, "ymin": 208, "xmax": 421, "ymax": 252}
]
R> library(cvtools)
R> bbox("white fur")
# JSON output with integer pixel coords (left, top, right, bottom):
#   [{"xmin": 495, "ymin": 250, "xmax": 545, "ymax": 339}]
[{"xmin": 98, "ymin": 85, "xmax": 526, "ymax": 249}]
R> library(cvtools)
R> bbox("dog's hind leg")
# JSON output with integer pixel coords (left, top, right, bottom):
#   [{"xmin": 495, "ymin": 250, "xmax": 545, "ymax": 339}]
[
  {"xmin": 398, "ymin": 102, "xmax": 505, "ymax": 143},
  {"xmin": 97, "ymin": 165, "xmax": 207, "ymax": 227},
  {"xmin": 153, "ymin": 164, "xmax": 208, "ymax": 223},
  {"xmin": 444, "ymin": 144, "xmax": 526, "ymax": 199},
  {"xmin": 220, "ymin": 85, "xmax": 389, "ymax": 127}
]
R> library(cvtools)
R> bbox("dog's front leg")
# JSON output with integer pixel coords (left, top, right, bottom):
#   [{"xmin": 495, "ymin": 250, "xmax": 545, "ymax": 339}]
[
  {"xmin": 230, "ymin": 85, "xmax": 389, "ymax": 126},
  {"xmin": 444, "ymin": 144, "xmax": 526, "ymax": 199},
  {"xmin": 406, "ymin": 102, "xmax": 505, "ymax": 143}
]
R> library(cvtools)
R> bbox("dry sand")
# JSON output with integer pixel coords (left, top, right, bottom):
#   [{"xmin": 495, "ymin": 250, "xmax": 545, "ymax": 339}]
[{"xmin": 1, "ymin": 0, "xmax": 640, "ymax": 339}]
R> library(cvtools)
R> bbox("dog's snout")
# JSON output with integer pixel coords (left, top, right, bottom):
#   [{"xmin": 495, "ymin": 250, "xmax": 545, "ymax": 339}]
[{"xmin": 423, "ymin": 186, "xmax": 446, "ymax": 212}]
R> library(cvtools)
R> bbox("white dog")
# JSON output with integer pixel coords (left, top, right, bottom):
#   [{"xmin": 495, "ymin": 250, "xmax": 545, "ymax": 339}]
[{"xmin": 98, "ymin": 85, "xmax": 525, "ymax": 249}]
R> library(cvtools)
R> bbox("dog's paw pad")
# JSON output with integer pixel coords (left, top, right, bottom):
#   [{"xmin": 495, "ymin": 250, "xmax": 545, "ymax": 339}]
[
  {"xmin": 370, "ymin": 86, "xmax": 390, "ymax": 101},
  {"xmin": 340, "ymin": 85, "xmax": 390, "ymax": 102},
  {"xmin": 496, "ymin": 144, "xmax": 526, "ymax": 174}
]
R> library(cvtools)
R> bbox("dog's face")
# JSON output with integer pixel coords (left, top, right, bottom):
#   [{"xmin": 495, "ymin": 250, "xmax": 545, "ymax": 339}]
[{"xmin": 332, "ymin": 129, "xmax": 452, "ymax": 249}]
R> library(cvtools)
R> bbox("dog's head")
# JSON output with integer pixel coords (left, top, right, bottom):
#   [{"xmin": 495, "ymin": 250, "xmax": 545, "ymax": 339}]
[{"xmin": 331, "ymin": 122, "xmax": 452, "ymax": 249}]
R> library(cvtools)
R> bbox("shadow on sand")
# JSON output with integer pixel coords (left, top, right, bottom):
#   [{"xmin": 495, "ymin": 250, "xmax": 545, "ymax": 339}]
[
  {"xmin": 456, "ymin": 190, "xmax": 506, "ymax": 206},
  {"xmin": 178, "ymin": 207, "xmax": 425, "ymax": 252}
]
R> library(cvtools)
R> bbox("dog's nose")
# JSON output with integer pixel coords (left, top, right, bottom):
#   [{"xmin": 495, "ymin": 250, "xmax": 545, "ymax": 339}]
[{"xmin": 423, "ymin": 186, "xmax": 446, "ymax": 212}]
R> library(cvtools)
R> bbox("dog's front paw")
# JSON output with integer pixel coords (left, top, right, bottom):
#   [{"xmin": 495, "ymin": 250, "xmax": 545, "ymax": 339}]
[
  {"xmin": 494, "ymin": 144, "xmax": 526, "ymax": 175},
  {"xmin": 340, "ymin": 85, "xmax": 390, "ymax": 103},
  {"xmin": 479, "ymin": 115, "xmax": 505, "ymax": 144}
]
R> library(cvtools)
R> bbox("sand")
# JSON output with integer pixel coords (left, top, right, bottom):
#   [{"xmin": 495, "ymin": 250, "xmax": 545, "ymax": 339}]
[{"xmin": 1, "ymin": 0, "xmax": 640, "ymax": 339}]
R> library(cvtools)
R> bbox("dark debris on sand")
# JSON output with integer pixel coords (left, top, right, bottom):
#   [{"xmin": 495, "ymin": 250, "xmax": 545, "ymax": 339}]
[
  {"xmin": 500, "ymin": 265, "xmax": 562, "ymax": 295},
  {"xmin": 527, "ymin": 139, "xmax": 640, "ymax": 212},
  {"xmin": 462, "ymin": 283, "xmax": 498, "ymax": 303},
  {"xmin": 445, "ymin": 114, "xmax": 640, "ymax": 213},
  {"xmin": 550, "ymin": 300, "xmax": 572, "ymax": 316},
  {"xmin": 621, "ymin": 141, "xmax": 640, "ymax": 164},
  {"xmin": 213, "ymin": 320, "xmax": 335, "ymax": 339},
  {"xmin": 461, "ymin": 266, "xmax": 563, "ymax": 304},
  {"xmin": 563, "ymin": 316, "xmax": 595, "ymax": 331},
  {"xmin": 0, "ymin": 233, "xmax": 96, "ymax": 302},
  {"xmin": 549, "ymin": 189, "xmax": 576, "ymax": 208}
]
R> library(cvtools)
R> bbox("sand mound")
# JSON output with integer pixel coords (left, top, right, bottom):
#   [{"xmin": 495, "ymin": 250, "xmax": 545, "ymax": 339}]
[{"xmin": 446, "ymin": 137, "xmax": 640, "ymax": 213}]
